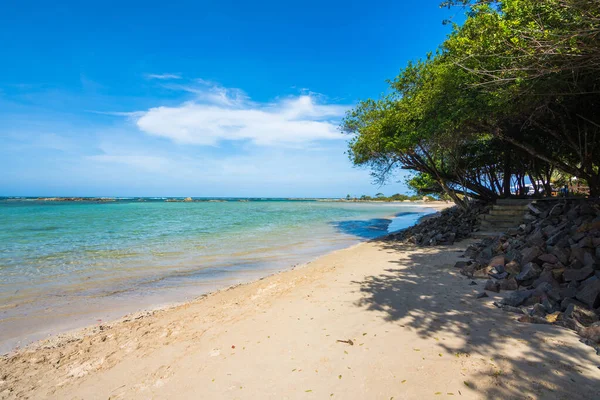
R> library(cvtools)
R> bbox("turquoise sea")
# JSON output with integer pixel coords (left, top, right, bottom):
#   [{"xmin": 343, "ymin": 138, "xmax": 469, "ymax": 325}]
[{"xmin": 0, "ymin": 198, "xmax": 434, "ymax": 352}]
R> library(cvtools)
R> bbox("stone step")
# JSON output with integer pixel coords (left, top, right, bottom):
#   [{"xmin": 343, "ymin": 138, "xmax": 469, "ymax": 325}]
[
  {"xmin": 480, "ymin": 215, "xmax": 523, "ymax": 223},
  {"xmin": 471, "ymin": 231, "xmax": 505, "ymax": 239},
  {"xmin": 492, "ymin": 205, "xmax": 529, "ymax": 211},
  {"xmin": 495, "ymin": 199, "xmax": 532, "ymax": 206},
  {"xmin": 489, "ymin": 209, "xmax": 527, "ymax": 217},
  {"xmin": 480, "ymin": 221, "xmax": 521, "ymax": 230}
]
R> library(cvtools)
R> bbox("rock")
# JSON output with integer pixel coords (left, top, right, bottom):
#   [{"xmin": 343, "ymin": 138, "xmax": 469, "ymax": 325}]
[
  {"xmin": 533, "ymin": 281, "xmax": 554, "ymax": 295},
  {"xmin": 570, "ymin": 247, "xmax": 587, "ymax": 264},
  {"xmin": 501, "ymin": 290, "xmax": 533, "ymax": 307},
  {"xmin": 551, "ymin": 268, "xmax": 565, "ymax": 281},
  {"xmin": 521, "ymin": 247, "xmax": 542, "ymax": 265},
  {"xmin": 551, "ymin": 246, "xmax": 570, "ymax": 264},
  {"xmin": 578, "ymin": 236, "xmax": 594, "ymax": 249},
  {"xmin": 183, "ymin": 197, "xmax": 193, "ymax": 202},
  {"xmin": 518, "ymin": 315, "xmax": 550, "ymax": 325},
  {"xmin": 547, "ymin": 288, "xmax": 562, "ymax": 302},
  {"xmin": 485, "ymin": 280, "xmax": 500, "ymax": 293},
  {"xmin": 499, "ymin": 277, "xmax": 518, "ymax": 291},
  {"xmin": 490, "ymin": 271, "xmax": 508, "ymax": 280},
  {"xmin": 564, "ymin": 304, "xmax": 599, "ymax": 326},
  {"xmin": 473, "ymin": 266, "xmax": 493, "ymax": 279},
  {"xmin": 453, "ymin": 261, "xmax": 470, "ymax": 269},
  {"xmin": 583, "ymin": 251, "xmax": 595, "ymax": 267},
  {"xmin": 516, "ymin": 262, "xmax": 542, "ymax": 282},
  {"xmin": 504, "ymin": 260, "xmax": 521, "ymax": 276},
  {"xmin": 526, "ymin": 229, "xmax": 545, "ymax": 247},
  {"xmin": 559, "ymin": 287, "xmax": 578, "ymax": 299},
  {"xmin": 532, "ymin": 303, "xmax": 547, "ymax": 317},
  {"xmin": 557, "ymin": 317, "xmax": 585, "ymax": 333},
  {"xmin": 580, "ymin": 326, "xmax": 600, "ymax": 343},
  {"xmin": 476, "ymin": 292, "xmax": 489, "ymax": 299},
  {"xmin": 533, "ymin": 270, "xmax": 559, "ymax": 288},
  {"xmin": 469, "ymin": 281, "xmax": 477, "ymax": 286},
  {"xmin": 489, "ymin": 255, "xmax": 505, "ymax": 268},
  {"xmin": 564, "ymin": 266, "xmax": 595, "ymax": 282},
  {"xmin": 575, "ymin": 279, "xmax": 600, "ymax": 308},
  {"xmin": 494, "ymin": 302, "xmax": 526, "ymax": 314},
  {"xmin": 545, "ymin": 311, "xmax": 561, "ymax": 323},
  {"xmin": 538, "ymin": 253, "xmax": 559, "ymax": 264}
]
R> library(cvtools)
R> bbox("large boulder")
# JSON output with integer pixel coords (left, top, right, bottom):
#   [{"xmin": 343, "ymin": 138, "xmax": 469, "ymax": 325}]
[
  {"xmin": 563, "ymin": 266, "xmax": 595, "ymax": 282},
  {"xmin": 575, "ymin": 279, "xmax": 600, "ymax": 309},
  {"xmin": 564, "ymin": 304, "xmax": 599, "ymax": 326},
  {"xmin": 538, "ymin": 253, "xmax": 559, "ymax": 264},
  {"xmin": 488, "ymin": 255, "xmax": 505, "ymax": 268},
  {"xmin": 551, "ymin": 246, "xmax": 570, "ymax": 264},
  {"xmin": 505, "ymin": 260, "xmax": 521, "ymax": 275},
  {"xmin": 521, "ymin": 247, "xmax": 542, "ymax": 265},
  {"xmin": 499, "ymin": 277, "xmax": 518, "ymax": 291},
  {"xmin": 485, "ymin": 280, "xmax": 500, "ymax": 293},
  {"xmin": 501, "ymin": 290, "xmax": 533, "ymax": 307},
  {"xmin": 516, "ymin": 262, "xmax": 542, "ymax": 282}
]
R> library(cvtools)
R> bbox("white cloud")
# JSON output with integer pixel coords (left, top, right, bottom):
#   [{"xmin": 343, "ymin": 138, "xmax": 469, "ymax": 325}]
[
  {"xmin": 145, "ymin": 73, "xmax": 182, "ymax": 80},
  {"xmin": 133, "ymin": 80, "xmax": 349, "ymax": 146}
]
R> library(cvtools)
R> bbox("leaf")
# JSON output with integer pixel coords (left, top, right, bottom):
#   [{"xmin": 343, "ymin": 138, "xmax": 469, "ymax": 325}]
[
  {"xmin": 464, "ymin": 381, "xmax": 470, "ymax": 387},
  {"xmin": 401, "ymin": 380, "xmax": 407, "ymax": 384},
  {"xmin": 338, "ymin": 375, "xmax": 342, "ymax": 379},
  {"xmin": 305, "ymin": 389, "xmax": 312, "ymax": 393}
]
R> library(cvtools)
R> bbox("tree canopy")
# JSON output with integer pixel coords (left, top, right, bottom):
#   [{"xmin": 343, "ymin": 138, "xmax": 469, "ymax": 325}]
[{"xmin": 343, "ymin": 0, "xmax": 600, "ymax": 207}]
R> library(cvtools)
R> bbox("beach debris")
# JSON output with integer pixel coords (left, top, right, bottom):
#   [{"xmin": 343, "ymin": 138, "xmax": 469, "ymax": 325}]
[{"xmin": 336, "ymin": 339, "xmax": 354, "ymax": 346}]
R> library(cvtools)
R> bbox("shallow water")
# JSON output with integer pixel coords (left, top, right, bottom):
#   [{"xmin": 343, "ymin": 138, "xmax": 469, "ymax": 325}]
[{"xmin": 0, "ymin": 198, "xmax": 434, "ymax": 352}]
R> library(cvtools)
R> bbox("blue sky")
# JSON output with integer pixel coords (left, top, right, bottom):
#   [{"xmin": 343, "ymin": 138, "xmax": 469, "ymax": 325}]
[{"xmin": 0, "ymin": 0, "xmax": 459, "ymax": 197}]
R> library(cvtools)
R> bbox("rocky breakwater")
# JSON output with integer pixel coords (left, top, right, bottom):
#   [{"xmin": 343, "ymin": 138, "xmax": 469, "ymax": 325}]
[
  {"xmin": 457, "ymin": 200, "xmax": 600, "ymax": 350},
  {"xmin": 387, "ymin": 202, "xmax": 490, "ymax": 246}
]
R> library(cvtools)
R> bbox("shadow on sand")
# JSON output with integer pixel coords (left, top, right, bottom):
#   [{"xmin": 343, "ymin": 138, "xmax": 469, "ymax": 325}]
[{"xmin": 352, "ymin": 238, "xmax": 600, "ymax": 399}]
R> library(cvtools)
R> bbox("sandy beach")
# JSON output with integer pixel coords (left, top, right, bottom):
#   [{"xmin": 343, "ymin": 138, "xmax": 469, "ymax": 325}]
[{"xmin": 1, "ymin": 223, "xmax": 599, "ymax": 399}]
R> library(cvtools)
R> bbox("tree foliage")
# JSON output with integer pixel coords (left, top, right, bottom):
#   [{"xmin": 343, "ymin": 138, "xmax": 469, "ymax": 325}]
[{"xmin": 343, "ymin": 0, "xmax": 600, "ymax": 206}]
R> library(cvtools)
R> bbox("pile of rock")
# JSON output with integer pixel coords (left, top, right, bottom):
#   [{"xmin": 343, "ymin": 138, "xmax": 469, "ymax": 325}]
[
  {"xmin": 457, "ymin": 199, "xmax": 600, "ymax": 346},
  {"xmin": 388, "ymin": 202, "xmax": 490, "ymax": 246}
]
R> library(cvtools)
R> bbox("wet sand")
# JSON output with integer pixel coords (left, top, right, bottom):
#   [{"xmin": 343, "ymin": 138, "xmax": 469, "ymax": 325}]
[{"xmin": 1, "ymin": 229, "xmax": 599, "ymax": 399}]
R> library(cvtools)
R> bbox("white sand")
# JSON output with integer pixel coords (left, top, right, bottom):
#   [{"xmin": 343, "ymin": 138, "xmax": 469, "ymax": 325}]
[{"xmin": 1, "ymin": 233, "xmax": 599, "ymax": 399}]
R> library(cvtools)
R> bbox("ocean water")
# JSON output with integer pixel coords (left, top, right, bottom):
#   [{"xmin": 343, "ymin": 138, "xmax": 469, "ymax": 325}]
[{"xmin": 0, "ymin": 198, "xmax": 434, "ymax": 352}]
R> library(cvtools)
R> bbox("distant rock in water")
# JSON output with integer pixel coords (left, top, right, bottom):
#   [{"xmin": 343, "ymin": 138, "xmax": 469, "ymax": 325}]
[{"xmin": 184, "ymin": 197, "xmax": 193, "ymax": 202}]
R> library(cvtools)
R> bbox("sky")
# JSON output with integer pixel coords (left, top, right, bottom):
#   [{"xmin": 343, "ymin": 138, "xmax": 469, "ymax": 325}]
[{"xmin": 0, "ymin": 0, "xmax": 460, "ymax": 197}]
